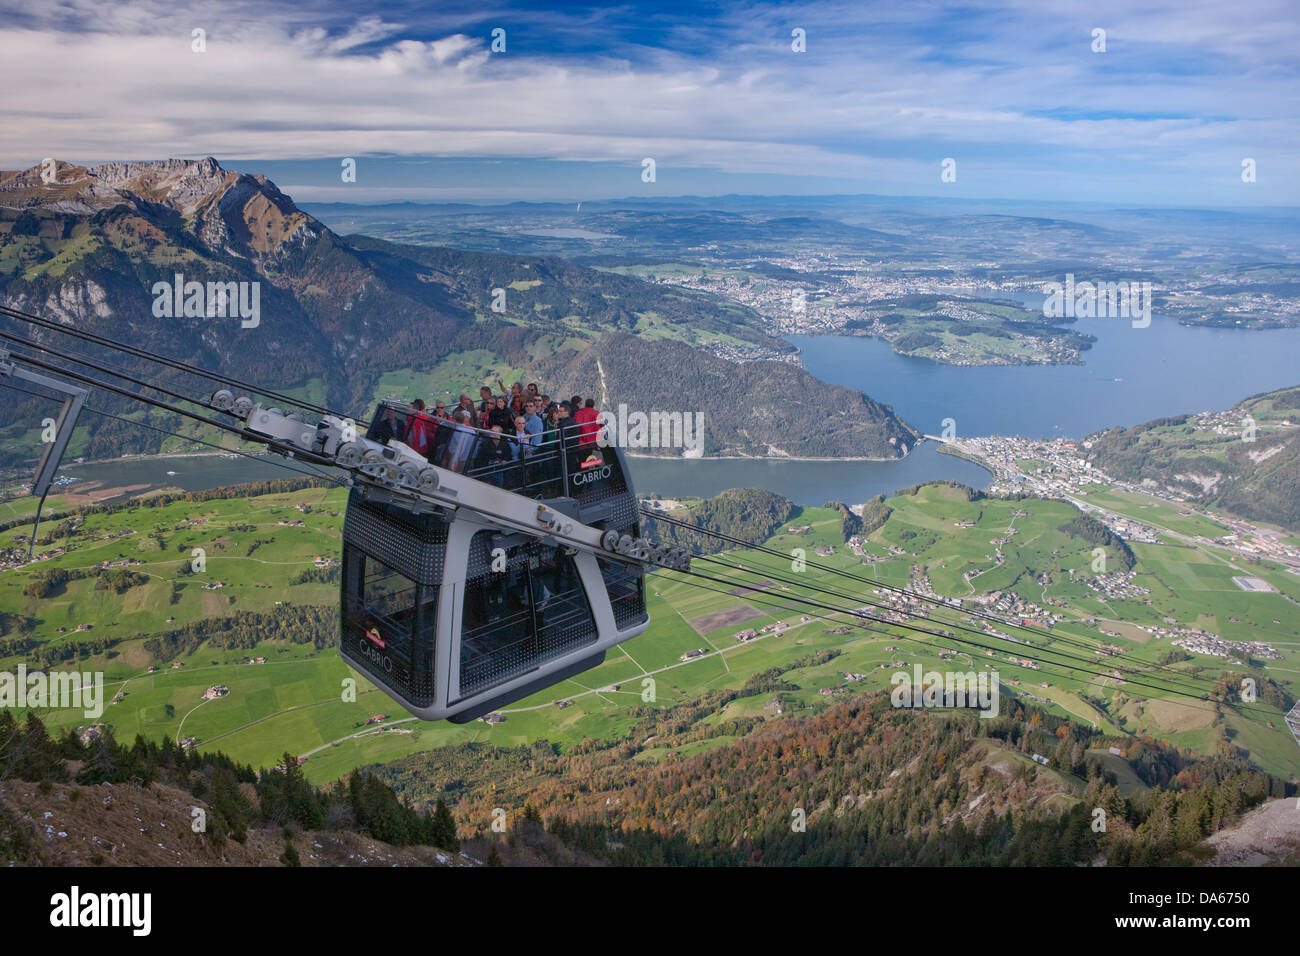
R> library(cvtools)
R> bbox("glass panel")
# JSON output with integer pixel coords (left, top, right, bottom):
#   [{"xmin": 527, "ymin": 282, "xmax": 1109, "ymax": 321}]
[
  {"xmin": 598, "ymin": 555, "xmax": 648, "ymax": 629},
  {"xmin": 363, "ymin": 555, "xmax": 417, "ymax": 634},
  {"xmin": 341, "ymin": 548, "xmax": 437, "ymax": 708},
  {"xmin": 459, "ymin": 534, "xmax": 598, "ymax": 699},
  {"xmin": 365, "ymin": 401, "xmax": 408, "ymax": 444}
]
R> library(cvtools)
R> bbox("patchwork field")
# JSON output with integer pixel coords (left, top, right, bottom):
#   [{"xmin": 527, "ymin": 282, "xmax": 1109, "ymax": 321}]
[{"xmin": 3, "ymin": 480, "xmax": 1297, "ymax": 785}]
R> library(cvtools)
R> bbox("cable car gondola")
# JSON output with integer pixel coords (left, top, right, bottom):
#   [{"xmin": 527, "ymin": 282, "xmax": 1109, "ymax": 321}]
[{"xmin": 337, "ymin": 402, "xmax": 652, "ymax": 722}]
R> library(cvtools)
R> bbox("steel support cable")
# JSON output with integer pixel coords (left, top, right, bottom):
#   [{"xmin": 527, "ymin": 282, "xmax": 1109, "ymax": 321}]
[
  {"xmin": 0, "ymin": 378, "xmax": 347, "ymax": 488},
  {"xmin": 651, "ymin": 511, "xmax": 1237, "ymax": 695},
  {"xmin": 1, "ymin": 329, "xmax": 348, "ymax": 486},
  {"xmin": 0, "ymin": 345, "xmax": 338, "ymax": 468},
  {"xmin": 689, "ymin": 544, "xmax": 1234, "ymax": 698},
  {"xmin": 1, "ymin": 368, "xmax": 1265, "ymax": 720},
  {"xmin": 656, "ymin": 563, "xmax": 1268, "ymax": 718},
  {"xmin": 688, "ymin": 549, "xmax": 1230, "ymax": 704},
  {"xmin": 662, "ymin": 572, "xmax": 1170, "ymax": 716},
  {"xmin": 0, "ymin": 304, "xmax": 371, "ymax": 426}
]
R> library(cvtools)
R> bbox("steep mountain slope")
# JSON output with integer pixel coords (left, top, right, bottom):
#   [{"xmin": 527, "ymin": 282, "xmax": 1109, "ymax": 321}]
[
  {"xmin": 541, "ymin": 331, "xmax": 916, "ymax": 458},
  {"xmin": 0, "ymin": 711, "xmax": 468, "ymax": 867},
  {"xmin": 1203, "ymin": 798, "xmax": 1300, "ymax": 865},
  {"xmin": 0, "ymin": 775, "xmax": 470, "ymax": 867},
  {"xmin": 376, "ymin": 691, "xmax": 1288, "ymax": 866},
  {"xmin": 0, "ymin": 158, "xmax": 468, "ymax": 417}
]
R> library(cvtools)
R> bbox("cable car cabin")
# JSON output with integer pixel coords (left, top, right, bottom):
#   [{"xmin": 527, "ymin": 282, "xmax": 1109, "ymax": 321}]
[{"xmin": 339, "ymin": 402, "xmax": 649, "ymax": 722}]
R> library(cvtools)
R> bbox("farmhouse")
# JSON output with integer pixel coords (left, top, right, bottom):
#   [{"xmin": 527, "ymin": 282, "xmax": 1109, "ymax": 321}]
[{"xmin": 77, "ymin": 724, "xmax": 103, "ymax": 745}]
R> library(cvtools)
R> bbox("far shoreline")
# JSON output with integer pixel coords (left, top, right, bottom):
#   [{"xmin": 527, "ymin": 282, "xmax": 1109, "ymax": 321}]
[
  {"xmin": 624, "ymin": 448, "xmax": 915, "ymax": 464},
  {"xmin": 29, "ymin": 443, "xmax": 928, "ymax": 472},
  {"xmin": 5, "ymin": 436, "xmax": 1003, "ymax": 490}
]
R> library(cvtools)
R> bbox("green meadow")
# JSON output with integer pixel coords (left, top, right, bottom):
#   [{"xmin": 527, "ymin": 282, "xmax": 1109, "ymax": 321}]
[{"xmin": 3, "ymin": 481, "xmax": 1297, "ymax": 784}]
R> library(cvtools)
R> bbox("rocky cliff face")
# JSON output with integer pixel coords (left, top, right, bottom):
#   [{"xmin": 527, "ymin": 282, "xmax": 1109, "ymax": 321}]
[
  {"xmin": 0, "ymin": 157, "xmax": 320, "ymax": 263},
  {"xmin": 0, "ymin": 157, "xmax": 466, "ymax": 463}
]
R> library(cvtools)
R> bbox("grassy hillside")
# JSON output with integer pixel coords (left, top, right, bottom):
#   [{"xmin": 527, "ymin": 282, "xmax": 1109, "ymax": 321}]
[
  {"xmin": 3, "ymin": 479, "xmax": 1297, "ymax": 786},
  {"xmin": 1083, "ymin": 385, "xmax": 1300, "ymax": 530}
]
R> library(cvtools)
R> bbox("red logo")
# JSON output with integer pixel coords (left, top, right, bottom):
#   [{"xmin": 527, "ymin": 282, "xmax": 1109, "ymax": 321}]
[
  {"xmin": 579, "ymin": 451, "xmax": 605, "ymax": 470},
  {"xmin": 365, "ymin": 626, "xmax": 386, "ymax": 649}
]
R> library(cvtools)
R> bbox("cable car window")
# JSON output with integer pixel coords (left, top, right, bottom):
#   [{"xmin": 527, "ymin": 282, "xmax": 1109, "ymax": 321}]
[
  {"xmin": 459, "ymin": 534, "xmax": 598, "ymax": 699},
  {"xmin": 362, "ymin": 556, "xmax": 418, "ymax": 634},
  {"xmin": 341, "ymin": 549, "xmax": 437, "ymax": 709},
  {"xmin": 366, "ymin": 402, "xmax": 408, "ymax": 445},
  {"xmin": 597, "ymin": 555, "xmax": 647, "ymax": 629},
  {"xmin": 532, "ymin": 546, "xmax": 591, "ymax": 637}
]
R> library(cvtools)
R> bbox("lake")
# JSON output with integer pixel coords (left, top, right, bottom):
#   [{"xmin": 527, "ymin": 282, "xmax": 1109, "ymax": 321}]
[
  {"xmin": 790, "ymin": 306, "xmax": 1300, "ymax": 440},
  {"xmin": 519, "ymin": 228, "xmax": 622, "ymax": 239},
  {"xmin": 55, "ymin": 442, "xmax": 989, "ymax": 508},
  {"xmin": 50, "ymin": 307, "xmax": 1300, "ymax": 507},
  {"xmin": 60, "ymin": 454, "xmax": 321, "ymax": 499},
  {"xmin": 629, "ymin": 442, "xmax": 989, "ymax": 503}
]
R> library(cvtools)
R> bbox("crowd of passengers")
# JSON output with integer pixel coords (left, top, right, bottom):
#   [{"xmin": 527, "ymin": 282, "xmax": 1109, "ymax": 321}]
[{"xmin": 368, "ymin": 381, "xmax": 605, "ymax": 491}]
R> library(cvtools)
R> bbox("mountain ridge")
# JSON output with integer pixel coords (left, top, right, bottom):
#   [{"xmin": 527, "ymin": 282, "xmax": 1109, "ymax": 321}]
[{"xmin": 0, "ymin": 157, "xmax": 914, "ymax": 466}]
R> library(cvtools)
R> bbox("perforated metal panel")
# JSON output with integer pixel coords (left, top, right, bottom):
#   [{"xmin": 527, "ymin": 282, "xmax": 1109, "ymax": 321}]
[
  {"xmin": 343, "ymin": 489, "xmax": 447, "ymax": 586},
  {"xmin": 465, "ymin": 528, "xmax": 531, "ymax": 578},
  {"xmin": 459, "ymin": 609, "xmax": 598, "ymax": 699},
  {"xmin": 603, "ymin": 561, "xmax": 649, "ymax": 630},
  {"xmin": 340, "ymin": 490, "xmax": 445, "ymax": 709},
  {"xmin": 568, "ymin": 451, "xmax": 629, "ymax": 506}
]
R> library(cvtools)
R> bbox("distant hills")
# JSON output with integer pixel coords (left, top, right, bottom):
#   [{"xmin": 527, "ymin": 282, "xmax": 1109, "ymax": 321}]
[
  {"xmin": 0, "ymin": 158, "xmax": 913, "ymax": 466},
  {"xmin": 1083, "ymin": 386, "xmax": 1300, "ymax": 530}
]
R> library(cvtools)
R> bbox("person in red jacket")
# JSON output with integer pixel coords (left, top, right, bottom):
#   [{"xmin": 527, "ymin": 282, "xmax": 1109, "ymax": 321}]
[
  {"xmin": 574, "ymin": 397, "xmax": 601, "ymax": 446},
  {"xmin": 403, "ymin": 399, "xmax": 436, "ymax": 458}
]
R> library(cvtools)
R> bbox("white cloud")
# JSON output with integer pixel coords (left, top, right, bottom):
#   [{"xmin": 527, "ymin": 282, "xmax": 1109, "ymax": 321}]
[{"xmin": 0, "ymin": 0, "xmax": 1296, "ymax": 201}]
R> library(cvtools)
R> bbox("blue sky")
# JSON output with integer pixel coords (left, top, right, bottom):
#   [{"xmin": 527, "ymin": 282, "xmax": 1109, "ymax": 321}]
[{"xmin": 1, "ymin": 0, "xmax": 1297, "ymax": 205}]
